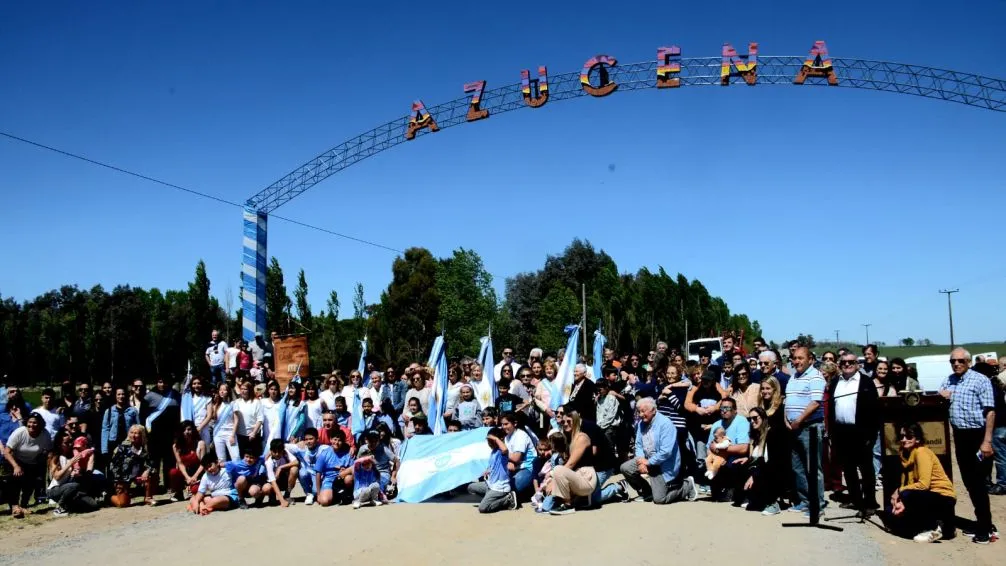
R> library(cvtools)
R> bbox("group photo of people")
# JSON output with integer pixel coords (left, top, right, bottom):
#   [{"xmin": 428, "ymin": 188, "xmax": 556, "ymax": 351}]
[{"xmin": 1, "ymin": 327, "xmax": 1001, "ymax": 545}]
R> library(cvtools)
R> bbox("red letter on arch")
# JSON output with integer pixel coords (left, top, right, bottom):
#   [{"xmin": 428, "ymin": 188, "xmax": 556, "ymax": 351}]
[
  {"xmin": 581, "ymin": 55, "xmax": 618, "ymax": 97},
  {"xmin": 720, "ymin": 42, "xmax": 758, "ymax": 85},
  {"xmin": 794, "ymin": 40, "xmax": 838, "ymax": 85},
  {"xmin": 656, "ymin": 46, "xmax": 682, "ymax": 88},
  {"xmin": 404, "ymin": 100, "xmax": 439, "ymax": 140},
  {"xmin": 521, "ymin": 66, "xmax": 549, "ymax": 108},
  {"xmin": 464, "ymin": 80, "xmax": 489, "ymax": 122}
]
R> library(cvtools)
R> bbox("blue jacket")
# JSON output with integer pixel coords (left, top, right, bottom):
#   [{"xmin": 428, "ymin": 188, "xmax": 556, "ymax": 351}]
[
  {"xmin": 634, "ymin": 412, "xmax": 680, "ymax": 483},
  {"xmin": 101, "ymin": 405, "xmax": 139, "ymax": 454}
]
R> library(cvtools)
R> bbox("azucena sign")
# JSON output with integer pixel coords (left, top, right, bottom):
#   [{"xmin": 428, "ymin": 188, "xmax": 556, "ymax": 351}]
[{"xmin": 404, "ymin": 40, "xmax": 839, "ymax": 140}]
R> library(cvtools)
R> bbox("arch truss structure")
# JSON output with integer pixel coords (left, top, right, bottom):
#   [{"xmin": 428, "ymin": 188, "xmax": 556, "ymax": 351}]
[{"xmin": 239, "ymin": 41, "xmax": 1006, "ymax": 340}]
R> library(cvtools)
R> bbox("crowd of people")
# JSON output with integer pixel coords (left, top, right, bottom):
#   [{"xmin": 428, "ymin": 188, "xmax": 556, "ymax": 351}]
[{"xmin": 0, "ymin": 330, "xmax": 1003, "ymax": 545}]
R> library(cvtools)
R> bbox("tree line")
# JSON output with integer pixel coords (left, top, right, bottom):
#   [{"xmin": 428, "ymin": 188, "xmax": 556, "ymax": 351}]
[{"xmin": 0, "ymin": 239, "xmax": 760, "ymax": 386}]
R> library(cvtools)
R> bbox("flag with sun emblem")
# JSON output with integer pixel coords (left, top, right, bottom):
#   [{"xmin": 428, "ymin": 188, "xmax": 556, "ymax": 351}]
[
  {"xmin": 555, "ymin": 324, "xmax": 581, "ymax": 406},
  {"xmin": 426, "ymin": 335, "xmax": 449, "ymax": 435},
  {"xmin": 472, "ymin": 335, "xmax": 496, "ymax": 410}
]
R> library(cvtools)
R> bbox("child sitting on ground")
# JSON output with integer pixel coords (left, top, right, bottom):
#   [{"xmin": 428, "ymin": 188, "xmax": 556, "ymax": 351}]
[
  {"xmin": 531, "ymin": 433, "xmax": 567, "ymax": 511},
  {"xmin": 351, "ymin": 454, "xmax": 386, "ymax": 509},
  {"xmin": 189, "ymin": 453, "xmax": 238, "ymax": 515},
  {"xmin": 704, "ymin": 427, "xmax": 731, "ymax": 480}
]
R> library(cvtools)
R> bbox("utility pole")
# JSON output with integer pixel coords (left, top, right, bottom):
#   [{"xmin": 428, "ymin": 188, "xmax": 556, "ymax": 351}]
[
  {"xmin": 939, "ymin": 289, "xmax": 959, "ymax": 349},
  {"xmin": 834, "ymin": 330, "xmax": 840, "ymax": 348},
  {"xmin": 581, "ymin": 284, "xmax": 588, "ymax": 356},
  {"xmin": 861, "ymin": 323, "xmax": 871, "ymax": 345}
]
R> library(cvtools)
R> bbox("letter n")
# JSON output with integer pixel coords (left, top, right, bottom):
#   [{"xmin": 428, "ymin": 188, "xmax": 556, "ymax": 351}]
[
  {"xmin": 720, "ymin": 42, "xmax": 758, "ymax": 85},
  {"xmin": 794, "ymin": 40, "xmax": 839, "ymax": 85},
  {"xmin": 464, "ymin": 80, "xmax": 489, "ymax": 122},
  {"xmin": 521, "ymin": 66, "xmax": 549, "ymax": 108},
  {"xmin": 404, "ymin": 100, "xmax": 439, "ymax": 140},
  {"xmin": 656, "ymin": 46, "xmax": 682, "ymax": 88}
]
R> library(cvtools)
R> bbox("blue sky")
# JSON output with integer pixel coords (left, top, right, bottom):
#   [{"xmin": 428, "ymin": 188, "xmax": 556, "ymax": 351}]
[{"xmin": 2, "ymin": 0, "xmax": 1004, "ymax": 347}]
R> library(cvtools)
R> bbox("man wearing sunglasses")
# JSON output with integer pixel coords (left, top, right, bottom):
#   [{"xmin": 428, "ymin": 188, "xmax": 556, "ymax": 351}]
[
  {"xmin": 827, "ymin": 353, "xmax": 880, "ymax": 516},
  {"xmin": 939, "ymin": 348, "xmax": 998, "ymax": 544}
]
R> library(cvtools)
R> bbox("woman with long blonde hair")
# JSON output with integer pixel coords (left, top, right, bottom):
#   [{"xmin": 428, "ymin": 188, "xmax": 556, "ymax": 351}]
[{"xmin": 548, "ymin": 406, "xmax": 597, "ymax": 515}]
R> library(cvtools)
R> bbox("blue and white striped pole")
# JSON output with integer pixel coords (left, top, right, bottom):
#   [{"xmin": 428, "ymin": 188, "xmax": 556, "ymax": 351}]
[{"xmin": 242, "ymin": 207, "xmax": 268, "ymax": 342}]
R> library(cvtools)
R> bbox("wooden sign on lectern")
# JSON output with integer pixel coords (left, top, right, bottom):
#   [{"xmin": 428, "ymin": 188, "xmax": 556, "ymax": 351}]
[{"xmin": 878, "ymin": 395, "xmax": 953, "ymax": 497}]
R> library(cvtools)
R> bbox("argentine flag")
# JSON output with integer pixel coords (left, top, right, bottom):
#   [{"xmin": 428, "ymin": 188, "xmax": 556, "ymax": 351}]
[
  {"xmin": 426, "ymin": 335, "xmax": 449, "ymax": 435},
  {"xmin": 592, "ymin": 325, "xmax": 606, "ymax": 383},
  {"xmin": 555, "ymin": 324, "xmax": 581, "ymax": 406},
  {"xmin": 396, "ymin": 427, "xmax": 491, "ymax": 503},
  {"xmin": 358, "ymin": 338, "xmax": 369, "ymax": 386},
  {"xmin": 473, "ymin": 335, "xmax": 496, "ymax": 410}
]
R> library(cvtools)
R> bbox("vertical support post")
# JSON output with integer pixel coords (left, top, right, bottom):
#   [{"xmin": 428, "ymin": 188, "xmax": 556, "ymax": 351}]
[{"xmin": 242, "ymin": 207, "xmax": 268, "ymax": 343}]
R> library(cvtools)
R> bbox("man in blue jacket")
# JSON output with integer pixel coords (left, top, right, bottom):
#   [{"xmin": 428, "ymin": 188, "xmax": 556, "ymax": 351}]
[{"xmin": 619, "ymin": 397, "xmax": 698, "ymax": 504}]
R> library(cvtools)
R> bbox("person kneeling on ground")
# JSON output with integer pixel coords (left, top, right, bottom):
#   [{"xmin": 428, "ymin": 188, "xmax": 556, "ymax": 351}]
[
  {"xmin": 619, "ymin": 397, "xmax": 697, "ymax": 505},
  {"xmin": 468, "ymin": 427, "xmax": 518, "ymax": 513},
  {"xmin": 189, "ymin": 453, "xmax": 238, "ymax": 515},
  {"xmin": 264, "ymin": 438, "xmax": 300, "ymax": 507},
  {"xmin": 108, "ymin": 424, "xmax": 156, "ymax": 507},
  {"xmin": 314, "ymin": 428, "xmax": 354, "ymax": 506},
  {"xmin": 887, "ymin": 422, "xmax": 957, "ymax": 543},
  {"xmin": 352, "ymin": 454, "xmax": 387, "ymax": 509},
  {"xmin": 224, "ymin": 447, "xmax": 267, "ymax": 509}
]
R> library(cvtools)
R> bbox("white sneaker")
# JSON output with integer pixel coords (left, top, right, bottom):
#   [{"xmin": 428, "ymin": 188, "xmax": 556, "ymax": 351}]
[
  {"xmin": 684, "ymin": 476, "xmax": 698, "ymax": 502},
  {"xmin": 352, "ymin": 501, "xmax": 362, "ymax": 509},
  {"xmin": 374, "ymin": 500, "xmax": 384, "ymax": 507},
  {"xmin": 52, "ymin": 507, "xmax": 68, "ymax": 517},
  {"xmin": 914, "ymin": 525, "xmax": 942, "ymax": 543},
  {"xmin": 304, "ymin": 494, "xmax": 315, "ymax": 506}
]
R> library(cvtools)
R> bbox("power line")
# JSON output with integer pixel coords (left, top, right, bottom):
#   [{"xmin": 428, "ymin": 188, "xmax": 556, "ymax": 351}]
[{"xmin": 0, "ymin": 130, "xmax": 404, "ymax": 254}]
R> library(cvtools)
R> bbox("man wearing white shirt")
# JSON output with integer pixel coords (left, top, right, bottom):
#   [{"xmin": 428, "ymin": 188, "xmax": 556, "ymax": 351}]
[
  {"xmin": 205, "ymin": 329, "xmax": 228, "ymax": 386},
  {"xmin": 494, "ymin": 347, "xmax": 521, "ymax": 383},
  {"xmin": 34, "ymin": 388, "xmax": 65, "ymax": 436},
  {"xmin": 827, "ymin": 352, "xmax": 880, "ymax": 515}
]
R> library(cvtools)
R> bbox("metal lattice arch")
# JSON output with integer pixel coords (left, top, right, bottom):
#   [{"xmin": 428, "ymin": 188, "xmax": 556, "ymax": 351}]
[{"xmin": 239, "ymin": 52, "xmax": 1006, "ymax": 341}]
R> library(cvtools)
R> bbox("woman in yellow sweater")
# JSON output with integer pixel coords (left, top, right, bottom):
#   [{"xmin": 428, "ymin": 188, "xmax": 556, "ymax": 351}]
[{"xmin": 889, "ymin": 422, "xmax": 956, "ymax": 543}]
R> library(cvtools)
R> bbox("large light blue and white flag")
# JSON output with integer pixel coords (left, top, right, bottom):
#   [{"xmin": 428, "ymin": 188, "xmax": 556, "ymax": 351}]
[
  {"xmin": 555, "ymin": 324, "xmax": 581, "ymax": 405},
  {"xmin": 426, "ymin": 335, "xmax": 449, "ymax": 435},
  {"xmin": 473, "ymin": 335, "xmax": 496, "ymax": 410},
  {"xmin": 396, "ymin": 426, "xmax": 491, "ymax": 503},
  {"xmin": 592, "ymin": 325, "xmax": 606, "ymax": 384},
  {"xmin": 358, "ymin": 337, "xmax": 369, "ymax": 386}
]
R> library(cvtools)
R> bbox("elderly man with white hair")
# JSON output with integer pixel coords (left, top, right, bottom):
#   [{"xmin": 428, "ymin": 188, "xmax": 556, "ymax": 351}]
[
  {"xmin": 939, "ymin": 348, "xmax": 998, "ymax": 543},
  {"xmin": 619, "ymin": 397, "xmax": 697, "ymax": 504},
  {"xmin": 566, "ymin": 363, "xmax": 597, "ymax": 422},
  {"xmin": 754, "ymin": 350, "xmax": 789, "ymax": 389}
]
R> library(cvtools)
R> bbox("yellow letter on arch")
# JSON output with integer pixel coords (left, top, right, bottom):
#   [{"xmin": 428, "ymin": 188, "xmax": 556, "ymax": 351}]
[{"xmin": 580, "ymin": 55, "xmax": 618, "ymax": 97}]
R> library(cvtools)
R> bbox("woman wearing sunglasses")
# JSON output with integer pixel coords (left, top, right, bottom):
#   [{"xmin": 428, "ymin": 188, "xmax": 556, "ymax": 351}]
[{"xmin": 887, "ymin": 422, "xmax": 955, "ymax": 543}]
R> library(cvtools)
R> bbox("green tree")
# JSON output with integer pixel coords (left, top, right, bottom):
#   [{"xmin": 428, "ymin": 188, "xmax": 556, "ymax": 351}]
[
  {"xmin": 266, "ymin": 257, "xmax": 292, "ymax": 335},
  {"xmin": 436, "ymin": 248, "xmax": 498, "ymax": 357},
  {"xmin": 368, "ymin": 248, "xmax": 440, "ymax": 365},
  {"xmin": 187, "ymin": 261, "xmax": 214, "ymax": 371},
  {"xmin": 294, "ymin": 269, "xmax": 312, "ymax": 331},
  {"xmin": 534, "ymin": 284, "xmax": 580, "ymax": 353},
  {"xmin": 901, "ymin": 337, "xmax": 915, "ymax": 347},
  {"xmin": 352, "ymin": 283, "xmax": 366, "ymax": 320}
]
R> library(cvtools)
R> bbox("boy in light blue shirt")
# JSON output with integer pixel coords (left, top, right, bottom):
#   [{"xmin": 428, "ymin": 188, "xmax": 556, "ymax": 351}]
[{"xmin": 468, "ymin": 427, "xmax": 516, "ymax": 514}]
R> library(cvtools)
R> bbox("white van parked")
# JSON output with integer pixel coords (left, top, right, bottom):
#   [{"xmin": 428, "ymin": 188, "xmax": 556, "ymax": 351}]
[
  {"xmin": 687, "ymin": 338, "xmax": 723, "ymax": 363},
  {"xmin": 906, "ymin": 351, "xmax": 998, "ymax": 393}
]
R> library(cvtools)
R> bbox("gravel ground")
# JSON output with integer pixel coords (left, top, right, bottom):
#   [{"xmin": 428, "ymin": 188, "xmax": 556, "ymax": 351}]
[{"xmin": 0, "ymin": 492, "xmax": 888, "ymax": 566}]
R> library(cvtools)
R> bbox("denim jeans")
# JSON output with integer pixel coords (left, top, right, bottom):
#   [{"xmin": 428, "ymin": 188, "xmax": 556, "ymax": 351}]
[
  {"xmin": 791, "ymin": 423, "xmax": 825, "ymax": 508},
  {"xmin": 991, "ymin": 426, "xmax": 1006, "ymax": 489},
  {"xmin": 593, "ymin": 468, "xmax": 621, "ymax": 505},
  {"xmin": 513, "ymin": 468, "xmax": 532, "ymax": 494},
  {"xmin": 872, "ymin": 435, "xmax": 882, "ymax": 478}
]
